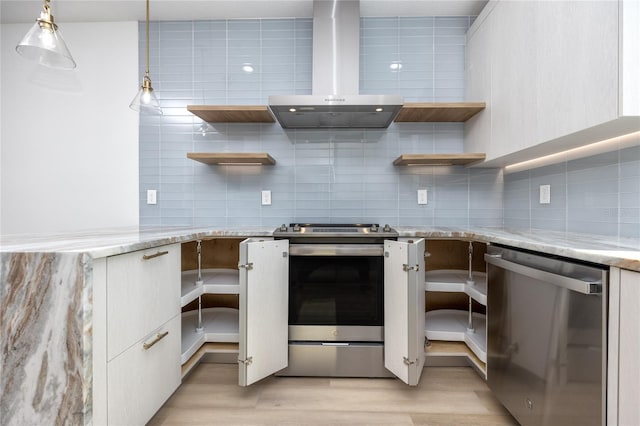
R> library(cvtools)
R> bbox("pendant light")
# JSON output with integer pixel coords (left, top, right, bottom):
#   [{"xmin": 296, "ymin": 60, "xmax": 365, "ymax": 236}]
[
  {"xmin": 15, "ymin": 0, "xmax": 76, "ymax": 69},
  {"xmin": 130, "ymin": 0, "xmax": 162, "ymax": 115}
]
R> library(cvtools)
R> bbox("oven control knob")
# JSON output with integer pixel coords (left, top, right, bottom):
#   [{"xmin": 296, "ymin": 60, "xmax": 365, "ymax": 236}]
[
  {"xmin": 383, "ymin": 224, "xmax": 392, "ymax": 232},
  {"xmin": 279, "ymin": 223, "xmax": 288, "ymax": 232},
  {"xmin": 370, "ymin": 224, "xmax": 379, "ymax": 232},
  {"xmin": 293, "ymin": 224, "xmax": 301, "ymax": 232}
]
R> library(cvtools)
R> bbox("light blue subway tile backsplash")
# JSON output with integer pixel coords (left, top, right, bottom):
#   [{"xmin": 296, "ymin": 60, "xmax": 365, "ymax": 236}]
[
  {"xmin": 503, "ymin": 144, "xmax": 640, "ymax": 239},
  {"xmin": 138, "ymin": 16, "xmax": 512, "ymax": 227}
]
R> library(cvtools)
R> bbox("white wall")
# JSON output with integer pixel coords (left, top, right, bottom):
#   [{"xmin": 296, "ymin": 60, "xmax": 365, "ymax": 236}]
[{"xmin": 0, "ymin": 21, "xmax": 139, "ymax": 235}]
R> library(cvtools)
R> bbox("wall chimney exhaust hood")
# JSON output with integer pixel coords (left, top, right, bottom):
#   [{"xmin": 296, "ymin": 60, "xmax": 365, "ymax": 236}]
[{"xmin": 268, "ymin": 0, "xmax": 403, "ymax": 129}]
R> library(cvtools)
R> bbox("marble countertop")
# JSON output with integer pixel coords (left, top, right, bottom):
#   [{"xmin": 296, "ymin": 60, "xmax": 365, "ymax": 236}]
[{"xmin": 1, "ymin": 225, "xmax": 639, "ymax": 271}]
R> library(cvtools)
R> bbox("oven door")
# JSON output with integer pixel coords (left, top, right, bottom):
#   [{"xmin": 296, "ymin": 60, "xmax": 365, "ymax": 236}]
[{"xmin": 288, "ymin": 244, "xmax": 385, "ymax": 341}]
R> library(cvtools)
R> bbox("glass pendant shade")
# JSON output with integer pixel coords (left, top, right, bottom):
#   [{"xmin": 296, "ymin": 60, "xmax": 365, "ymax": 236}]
[
  {"xmin": 16, "ymin": 10, "xmax": 76, "ymax": 70},
  {"xmin": 130, "ymin": 0, "xmax": 162, "ymax": 115},
  {"xmin": 130, "ymin": 75, "xmax": 163, "ymax": 115}
]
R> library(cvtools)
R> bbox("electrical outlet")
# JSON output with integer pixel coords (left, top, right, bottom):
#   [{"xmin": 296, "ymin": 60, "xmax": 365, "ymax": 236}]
[
  {"xmin": 147, "ymin": 189, "xmax": 157, "ymax": 205},
  {"xmin": 539, "ymin": 185, "xmax": 551, "ymax": 204},
  {"xmin": 417, "ymin": 189, "xmax": 428, "ymax": 205},
  {"xmin": 261, "ymin": 190, "xmax": 272, "ymax": 206}
]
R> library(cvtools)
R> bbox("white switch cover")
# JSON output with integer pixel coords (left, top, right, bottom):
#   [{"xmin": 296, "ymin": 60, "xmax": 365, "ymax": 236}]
[
  {"xmin": 261, "ymin": 190, "xmax": 272, "ymax": 205},
  {"xmin": 417, "ymin": 189, "xmax": 428, "ymax": 205},
  {"xmin": 539, "ymin": 185, "xmax": 551, "ymax": 204},
  {"xmin": 147, "ymin": 189, "xmax": 157, "ymax": 205}
]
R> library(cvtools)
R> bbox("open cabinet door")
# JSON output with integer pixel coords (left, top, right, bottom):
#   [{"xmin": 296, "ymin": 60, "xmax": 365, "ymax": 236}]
[
  {"xmin": 384, "ymin": 238, "xmax": 426, "ymax": 386},
  {"xmin": 238, "ymin": 238, "xmax": 289, "ymax": 386}
]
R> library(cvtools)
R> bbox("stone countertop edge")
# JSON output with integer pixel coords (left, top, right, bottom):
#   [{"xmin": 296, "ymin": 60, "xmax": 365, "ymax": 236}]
[{"xmin": 1, "ymin": 225, "xmax": 639, "ymax": 272}]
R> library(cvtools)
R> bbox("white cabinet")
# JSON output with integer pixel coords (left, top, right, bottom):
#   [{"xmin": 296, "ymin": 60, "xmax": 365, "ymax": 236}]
[
  {"xmin": 106, "ymin": 245, "xmax": 181, "ymax": 360},
  {"xmin": 423, "ymin": 240, "xmax": 487, "ymax": 377},
  {"xmin": 93, "ymin": 243, "xmax": 181, "ymax": 426},
  {"xmin": 384, "ymin": 239, "xmax": 426, "ymax": 386},
  {"xmin": 238, "ymin": 238, "xmax": 289, "ymax": 386},
  {"xmin": 608, "ymin": 267, "xmax": 640, "ymax": 426},
  {"xmin": 107, "ymin": 316, "xmax": 181, "ymax": 426},
  {"xmin": 180, "ymin": 239, "xmax": 242, "ymax": 377},
  {"xmin": 466, "ymin": 0, "xmax": 640, "ymax": 166}
]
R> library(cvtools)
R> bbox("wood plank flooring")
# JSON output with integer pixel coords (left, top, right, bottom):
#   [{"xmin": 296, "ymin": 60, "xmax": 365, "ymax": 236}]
[{"xmin": 149, "ymin": 364, "xmax": 518, "ymax": 425}]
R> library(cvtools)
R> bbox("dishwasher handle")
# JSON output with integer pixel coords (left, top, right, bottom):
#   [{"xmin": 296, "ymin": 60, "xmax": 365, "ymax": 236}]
[{"xmin": 485, "ymin": 253, "xmax": 604, "ymax": 295}]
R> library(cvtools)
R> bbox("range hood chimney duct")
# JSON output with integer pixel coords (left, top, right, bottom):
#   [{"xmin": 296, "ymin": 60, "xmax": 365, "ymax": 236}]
[{"xmin": 268, "ymin": 0, "xmax": 403, "ymax": 129}]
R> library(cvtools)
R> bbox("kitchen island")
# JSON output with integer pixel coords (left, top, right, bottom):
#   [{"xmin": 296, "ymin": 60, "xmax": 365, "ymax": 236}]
[{"xmin": 1, "ymin": 226, "xmax": 639, "ymax": 425}]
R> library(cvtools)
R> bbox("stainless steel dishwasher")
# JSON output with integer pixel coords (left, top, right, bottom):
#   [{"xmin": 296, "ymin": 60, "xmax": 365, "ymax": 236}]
[{"xmin": 485, "ymin": 245, "xmax": 608, "ymax": 426}]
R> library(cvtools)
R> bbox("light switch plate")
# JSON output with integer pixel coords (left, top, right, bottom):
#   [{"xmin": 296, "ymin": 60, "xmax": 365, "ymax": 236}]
[
  {"xmin": 261, "ymin": 190, "xmax": 272, "ymax": 206},
  {"xmin": 147, "ymin": 189, "xmax": 157, "ymax": 205},
  {"xmin": 417, "ymin": 189, "xmax": 428, "ymax": 205},
  {"xmin": 539, "ymin": 185, "xmax": 551, "ymax": 204}
]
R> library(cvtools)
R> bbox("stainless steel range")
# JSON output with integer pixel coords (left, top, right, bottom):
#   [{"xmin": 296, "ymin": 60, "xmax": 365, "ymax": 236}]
[{"xmin": 273, "ymin": 223, "xmax": 398, "ymax": 377}]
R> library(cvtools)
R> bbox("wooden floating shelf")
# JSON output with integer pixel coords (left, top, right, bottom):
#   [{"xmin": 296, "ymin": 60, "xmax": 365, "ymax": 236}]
[
  {"xmin": 394, "ymin": 102, "xmax": 486, "ymax": 122},
  {"xmin": 187, "ymin": 102, "xmax": 485, "ymax": 124},
  {"xmin": 187, "ymin": 105, "xmax": 275, "ymax": 123},
  {"xmin": 393, "ymin": 153, "xmax": 486, "ymax": 166},
  {"xmin": 187, "ymin": 152, "xmax": 276, "ymax": 165}
]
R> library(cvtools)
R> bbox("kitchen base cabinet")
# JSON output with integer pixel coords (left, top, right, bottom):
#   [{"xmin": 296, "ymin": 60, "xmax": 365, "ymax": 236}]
[
  {"xmin": 423, "ymin": 240, "xmax": 487, "ymax": 377},
  {"xmin": 608, "ymin": 267, "xmax": 640, "ymax": 426},
  {"xmin": 180, "ymin": 239, "xmax": 242, "ymax": 377},
  {"xmin": 107, "ymin": 315, "xmax": 181, "ymax": 426},
  {"xmin": 93, "ymin": 243, "xmax": 181, "ymax": 426}
]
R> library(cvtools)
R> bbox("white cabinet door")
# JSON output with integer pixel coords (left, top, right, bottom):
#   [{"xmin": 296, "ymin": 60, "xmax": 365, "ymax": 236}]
[
  {"xmin": 609, "ymin": 268, "xmax": 640, "ymax": 426},
  {"xmin": 107, "ymin": 315, "xmax": 180, "ymax": 426},
  {"xmin": 384, "ymin": 238, "xmax": 426, "ymax": 386},
  {"xmin": 106, "ymin": 244, "xmax": 180, "ymax": 360},
  {"xmin": 238, "ymin": 238, "xmax": 289, "ymax": 386}
]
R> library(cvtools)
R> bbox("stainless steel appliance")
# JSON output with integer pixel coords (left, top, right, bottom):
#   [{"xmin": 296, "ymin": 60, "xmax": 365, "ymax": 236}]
[
  {"xmin": 485, "ymin": 245, "xmax": 608, "ymax": 426},
  {"xmin": 268, "ymin": 1, "xmax": 404, "ymax": 129},
  {"xmin": 273, "ymin": 223, "xmax": 398, "ymax": 377}
]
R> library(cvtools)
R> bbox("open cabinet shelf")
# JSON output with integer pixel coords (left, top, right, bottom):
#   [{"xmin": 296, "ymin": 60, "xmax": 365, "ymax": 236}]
[
  {"xmin": 181, "ymin": 307, "xmax": 239, "ymax": 365},
  {"xmin": 181, "ymin": 342, "xmax": 239, "ymax": 378},
  {"xmin": 394, "ymin": 102, "xmax": 486, "ymax": 122},
  {"xmin": 425, "ymin": 340, "xmax": 486, "ymax": 378},
  {"xmin": 393, "ymin": 153, "xmax": 486, "ymax": 166},
  {"xmin": 187, "ymin": 105, "xmax": 275, "ymax": 123},
  {"xmin": 181, "ymin": 268, "xmax": 240, "ymax": 307},
  {"xmin": 425, "ymin": 269, "xmax": 487, "ymax": 305},
  {"xmin": 425, "ymin": 309, "xmax": 486, "ymax": 363},
  {"xmin": 187, "ymin": 153, "xmax": 276, "ymax": 165}
]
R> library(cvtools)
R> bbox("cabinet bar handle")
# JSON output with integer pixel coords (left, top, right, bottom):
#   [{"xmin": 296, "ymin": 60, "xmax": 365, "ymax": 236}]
[
  {"xmin": 143, "ymin": 250, "xmax": 169, "ymax": 260},
  {"xmin": 143, "ymin": 331, "xmax": 169, "ymax": 350}
]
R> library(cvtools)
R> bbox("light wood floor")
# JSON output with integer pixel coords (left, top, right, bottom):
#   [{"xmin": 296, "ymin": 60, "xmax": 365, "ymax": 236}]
[{"xmin": 149, "ymin": 363, "xmax": 518, "ymax": 425}]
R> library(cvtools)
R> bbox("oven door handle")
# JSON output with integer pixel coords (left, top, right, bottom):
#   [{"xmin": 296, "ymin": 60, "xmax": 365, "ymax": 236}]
[{"xmin": 289, "ymin": 244, "xmax": 384, "ymax": 256}]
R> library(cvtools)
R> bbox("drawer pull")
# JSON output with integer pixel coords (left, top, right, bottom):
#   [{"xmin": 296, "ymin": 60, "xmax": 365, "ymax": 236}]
[
  {"xmin": 143, "ymin": 331, "xmax": 169, "ymax": 350},
  {"xmin": 143, "ymin": 250, "xmax": 169, "ymax": 260}
]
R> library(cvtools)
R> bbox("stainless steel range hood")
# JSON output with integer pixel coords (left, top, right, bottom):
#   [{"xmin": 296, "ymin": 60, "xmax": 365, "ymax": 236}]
[{"xmin": 268, "ymin": 0, "xmax": 403, "ymax": 129}]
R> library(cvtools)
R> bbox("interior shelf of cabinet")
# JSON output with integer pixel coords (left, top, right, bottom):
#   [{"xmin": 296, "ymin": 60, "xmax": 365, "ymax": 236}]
[
  {"xmin": 393, "ymin": 153, "xmax": 486, "ymax": 166},
  {"xmin": 187, "ymin": 152, "xmax": 276, "ymax": 165},
  {"xmin": 425, "ymin": 309, "xmax": 487, "ymax": 363},
  {"xmin": 425, "ymin": 341, "xmax": 486, "ymax": 378},
  {"xmin": 394, "ymin": 102, "xmax": 486, "ymax": 122},
  {"xmin": 187, "ymin": 105, "xmax": 276, "ymax": 123},
  {"xmin": 425, "ymin": 270, "xmax": 487, "ymax": 305},
  {"xmin": 181, "ymin": 342, "xmax": 239, "ymax": 378},
  {"xmin": 181, "ymin": 268, "xmax": 240, "ymax": 307},
  {"xmin": 181, "ymin": 307, "xmax": 239, "ymax": 365}
]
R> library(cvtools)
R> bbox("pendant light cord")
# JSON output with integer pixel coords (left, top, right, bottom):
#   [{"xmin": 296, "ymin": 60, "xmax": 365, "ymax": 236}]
[
  {"xmin": 43, "ymin": 0, "xmax": 51, "ymax": 15},
  {"xmin": 145, "ymin": 0, "xmax": 150, "ymax": 78}
]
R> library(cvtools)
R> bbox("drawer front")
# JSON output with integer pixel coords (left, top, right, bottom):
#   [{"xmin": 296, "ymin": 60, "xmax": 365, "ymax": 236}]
[
  {"xmin": 107, "ymin": 243, "xmax": 180, "ymax": 360},
  {"xmin": 107, "ymin": 315, "xmax": 181, "ymax": 426}
]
